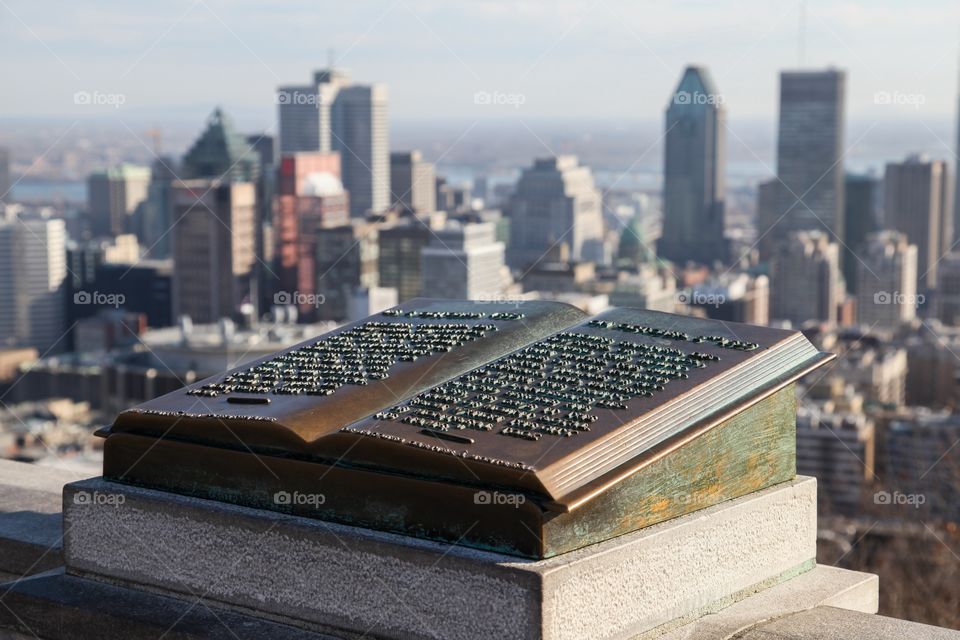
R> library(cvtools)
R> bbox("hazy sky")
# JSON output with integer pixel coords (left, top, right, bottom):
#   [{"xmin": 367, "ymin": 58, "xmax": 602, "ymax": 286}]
[{"xmin": 2, "ymin": 0, "xmax": 959, "ymax": 128}]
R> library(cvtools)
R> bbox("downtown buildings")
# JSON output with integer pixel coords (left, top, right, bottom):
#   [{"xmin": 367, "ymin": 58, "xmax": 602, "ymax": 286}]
[
  {"xmin": 659, "ymin": 66, "xmax": 726, "ymax": 266},
  {"xmin": 277, "ymin": 69, "xmax": 389, "ymax": 218},
  {"xmin": 507, "ymin": 156, "xmax": 604, "ymax": 269}
]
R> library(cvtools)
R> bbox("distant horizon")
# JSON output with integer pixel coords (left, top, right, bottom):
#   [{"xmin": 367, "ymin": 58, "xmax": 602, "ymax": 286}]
[{"xmin": 2, "ymin": 1, "xmax": 959, "ymax": 122}]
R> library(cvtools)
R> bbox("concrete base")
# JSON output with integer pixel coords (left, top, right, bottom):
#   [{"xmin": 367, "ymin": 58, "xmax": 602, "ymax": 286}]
[
  {"xmin": 62, "ymin": 476, "xmax": 819, "ymax": 640},
  {"xmin": 0, "ymin": 461, "xmax": 89, "ymax": 578}
]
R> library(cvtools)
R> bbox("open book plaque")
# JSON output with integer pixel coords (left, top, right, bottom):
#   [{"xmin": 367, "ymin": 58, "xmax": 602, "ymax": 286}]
[{"xmin": 100, "ymin": 299, "xmax": 832, "ymax": 558}]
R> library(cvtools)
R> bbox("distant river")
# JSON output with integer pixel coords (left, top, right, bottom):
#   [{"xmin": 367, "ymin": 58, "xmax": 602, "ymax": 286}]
[{"xmin": 11, "ymin": 179, "xmax": 86, "ymax": 204}]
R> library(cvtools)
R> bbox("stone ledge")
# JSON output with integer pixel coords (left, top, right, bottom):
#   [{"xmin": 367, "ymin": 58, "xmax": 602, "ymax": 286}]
[
  {"xmin": 63, "ymin": 476, "xmax": 818, "ymax": 640},
  {"xmin": 0, "ymin": 460, "xmax": 90, "ymax": 578},
  {"xmin": 738, "ymin": 605, "xmax": 960, "ymax": 639},
  {"xmin": 656, "ymin": 565, "xmax": 878, "ymax": 639},
  {"xmin": 0, "ymin": 569, "xmax": 342, "ymax": 640}
]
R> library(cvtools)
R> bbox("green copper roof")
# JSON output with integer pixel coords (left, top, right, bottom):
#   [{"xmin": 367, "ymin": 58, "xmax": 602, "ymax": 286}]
[{"xmin": 182, "ymin": 107, "xmax": 260, "ymax": 183}]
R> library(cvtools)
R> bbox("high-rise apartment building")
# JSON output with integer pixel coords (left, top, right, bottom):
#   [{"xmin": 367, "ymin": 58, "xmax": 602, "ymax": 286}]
[
  {"xmin": 170, "ymin": 180, "xmax": 256, "ymax": 324},
  {"xmin": 884, "ymin": 154, "xmax": 951, "ymax": 291},
  {"xmin": 855, "ymin": 231, "xmax": 918, "ymax": 329},
  {"xmin": 0, "ymin": 215, "xmax": 67, "ymax": 352},
  {"xmin": 771, "ymin": 70, "xmax": 846, "ymax": 248},
  {"xmin": 277, "ymin": 69, "xmax": 389, "ymax": 217},
  {"xmin": 659, "ymin": 66, "xmax": 726, "ymax": 265},
  {"xmin": 772, "ymin": 230, "xmax": 842, "ymax": 325},
  {"xmin": 507, "ymin": 156, "xmax": 604, "ymax": 269},
  {"xmin": 87, "ymin": 164, "xmax": 151, "ymax": 237},
  {"xmin": 390, "ymin": 151, "xmax": 436, "ymax": 215},
  {"xmin": 420, "ymin": 221, "xmax": 509, "ymax": 300}
]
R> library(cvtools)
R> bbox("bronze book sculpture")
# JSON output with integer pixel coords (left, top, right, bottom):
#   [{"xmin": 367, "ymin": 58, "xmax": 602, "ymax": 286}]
[{"xmin": 99, "ymin": 299, "xmax": 833, "ymax": 558}]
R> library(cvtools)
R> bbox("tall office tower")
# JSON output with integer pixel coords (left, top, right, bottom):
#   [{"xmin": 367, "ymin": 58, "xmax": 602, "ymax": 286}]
[
  {"xmin": 884, "ymin": 154, "xmax": 951, "ymax": 291},
  {"xmin": 378, "ymin": 219, "xmax": 433, "ymax": 302},
  {"xmin": 182, "ymin": 109, "xmax": 260, "ymax": 183},
  {"xmin": 856, "ymin": 231, "xmax": 918, "ymax": 329},
  {"xmin": 277, "ymin": 69, "xmax": 389, "ymax": 217},
  {"xmin": 313, "ymin": 221, "xmax": 379, "ymax": 321},
  {"xmin": 420, "ymin": 221, "xmax": 509, "ymax": 299},
  {"xmin": 139, "ymin": 156, "xmax": 177, "ymax": 259},
  {"xmin": 658, "ymin": 66, "xmax": 726, "ymax": 266},
  {"xmin": 755, "ymin": 178, "xmax": 780, "ymax": 262},
  {"xmin": 0, "ymin": 215, "xmax": 67, "ymax": 351},
  {"xmin": 87, "ymin": 164, "xmax": 151, "ymax": 237},
  {"xmin": 842, "ymin": 173, "xmax": 879, "ymax": 293},
  {"xmin": 772, "ymin": 69, "xmax": 846, "ymax": 248},
  {"xmin": 334, "ymin": 84, "xmax": 389, "ymax": 216},
  {"xmin": 935, "ymin": 252, "xmax": 960, "ymax": 325},
  {"xmin": 507, "ymin": 156, "xmax": 604, "ymax": 269},
  {"xmin": 275, "ymin": 152, "xmax": 349, "ymax": 318},
  {"xmin": 170, "ymin": 179, "xmax": 256, "ymax": 324},
  {"xmin": 954, "ymin": 60, "xmax": 960, "ymax": 246},
  {"xmin": 772, "ymin": 230, "xmax": 842, "ymax": 325},
  {"xmin": 0, "ymin": 147, "xmax": 11, "ymax": 203},
  {"xmin": 390, "ymin": 151, "xmax": 436, "ymax": 215}
]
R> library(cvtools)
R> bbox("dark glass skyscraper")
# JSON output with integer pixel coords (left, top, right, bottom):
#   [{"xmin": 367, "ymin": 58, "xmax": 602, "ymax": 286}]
[
  {"xmin": 658, "ymin": 66, "xmax": 726, "ymax": 266},
  {"xmin": 772, "ymin": 69, "xmax": 846, "ymax": 248}
]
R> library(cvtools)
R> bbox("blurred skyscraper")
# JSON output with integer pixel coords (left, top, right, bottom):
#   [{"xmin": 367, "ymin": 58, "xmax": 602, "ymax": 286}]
[
  {"xmin": 390, "ymin": 151, "xmax": 436, "ymax": 215},
  {"xmin": 658, "ymin": 66, "xmax": 726, "ymax": 266},
  {"xmin": 842, "ymin": 173, "xmax": 879, "ymax": 293},
  {"xmin": 856, "ymin": 231, "xmax": 917, "ymax": 329},
  {"xmin": 277, "ymin": 69, "xmax": 389, "ymax": 217},
  {"xmin": 139, "ymin": 157, "xmax": 178, "ymax": 259},
  {"xmin": 770, "ymin": 70, "xmax": 846, "ymax": 248},
  {"xmin": 313, "ymin": 220, "xmax": 379, "ymax": 321},
  {"xmin": 181, "ymin": 108, "xmax": 260, "ymax": 183},
  {"xmin": 507, "ymin": 156, "xmax": 604, "ymax": 269},
  {"xmin": 884, "ymin": 155, "xmax": 952, "ymax": 292},
  {"xmin": 87, "ymin": 164, "xmax": 150, "ymax": 238},
  {"xmin": 274, "ymin": 152, "xmax": 349, "ymax": 319},
  {"xmin": 0, "ymin": 215, "xmax": 67, "ymax": 352},
  {"xmin": 0, "ymin": 148, "xmax": 11, "ymax": 203},
  {"xmin": 170, "ymin": 180, "xmax": 256, "ymax": 324},
  {"xmin": 420, "ymin": 221, "xmax": 508, "ymax": 299},
  {"xmin": 772, "ymin": 230, "xmax": 842, "ymax": 325}
]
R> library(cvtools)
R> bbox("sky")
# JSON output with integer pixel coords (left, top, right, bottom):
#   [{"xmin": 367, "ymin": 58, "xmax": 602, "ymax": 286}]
[{"xmin": 2, "ymin": 1, "xmax": 959, "ymax": 130}]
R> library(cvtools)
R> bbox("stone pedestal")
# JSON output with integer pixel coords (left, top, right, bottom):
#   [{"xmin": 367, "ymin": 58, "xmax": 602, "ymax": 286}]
[{"xmin": 63, "ymin": 476, "xmax": 819, "ymax": 640}]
